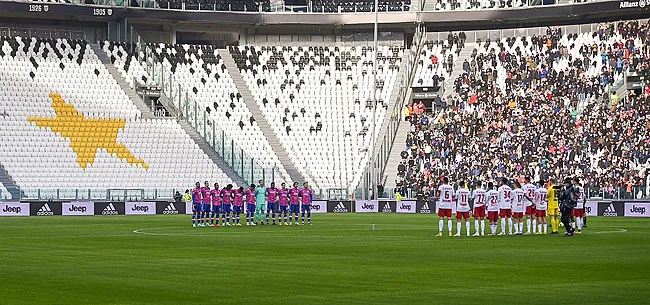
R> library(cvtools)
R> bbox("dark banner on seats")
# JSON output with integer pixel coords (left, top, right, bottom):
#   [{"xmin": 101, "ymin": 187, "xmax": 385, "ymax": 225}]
[
  {"xmin": 327, "ymin": 201, "xmax": 351, "ymax": 213},
  {"xmin": 28, "ymin": 201, "xmax": 62, "ymax": 216},
  {"xmin": 156, "ymin": 201, "xmax": 186, "ymax": 215},
  {"xmin": 378, "ymin": 201, "xmax": 396, "ymax": 213},
  {"xmin": 94, "ymin": 202, "xmax": 125, "ymax": 215}
]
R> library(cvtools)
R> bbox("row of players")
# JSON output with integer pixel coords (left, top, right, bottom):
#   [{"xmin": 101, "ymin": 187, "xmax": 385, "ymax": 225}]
[
  {"xmin": 434, "ymin": 176, "xmax": 586, "ymax": 237},
  {"xmin": 190, "ymin": 180, "xmax": 314, "ymax": 227}
]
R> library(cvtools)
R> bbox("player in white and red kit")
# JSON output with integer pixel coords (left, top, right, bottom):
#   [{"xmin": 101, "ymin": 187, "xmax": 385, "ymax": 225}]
[
  {"xmin": 511, "ymin": 180, "xmax": 525, "ymax": 235},
  {"xmin": 435, "ymin": 177, "xmax": 455, "ymax": 237},
  {"xmin": 471, "ymin": 183, "xmax": 487, "ymax": 236},
  {"xmin": 454, "ymin": 181, "xmax": 471, "ymax": 237},
  {"xmin": 535, "ymin": 181, "xmax": 548, "ymax": 234},
  {"xmin": 571, "ymin": 177, "xmax": 586, "ymax": 234},
  {"xmin": 486, "ymin": 182, "xmax": 500, "ymax": 235},
  {"xmin": 497, "ymin": 178, "xmax": 513, "ymax": 235},
  {"xmin": 522, "ymin": 176, "xmax": 537, "ymax": 234}
]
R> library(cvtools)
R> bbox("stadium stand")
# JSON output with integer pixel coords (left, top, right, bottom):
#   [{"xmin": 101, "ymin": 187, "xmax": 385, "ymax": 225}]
[
  {"xmin": 101, "ymin": 41, "xmax": 152, "ymax": 89},
  {"xmin": 0, "ymin": 36, "xmax": 234, "ymax": 192},
  {"xmin": 311, "ymin": 0, "xmax": 412, "ymax": 12},
  {"xmin": 397, "ymin": 20, "xmax": 650, "ymax": 198},
  {"xmin": 229, "ymin": 45, "xmax": 404, "ymax": 189},
  {"xmin": 146, "ymin": 43, "xmax": 291, "ymax": 183}
]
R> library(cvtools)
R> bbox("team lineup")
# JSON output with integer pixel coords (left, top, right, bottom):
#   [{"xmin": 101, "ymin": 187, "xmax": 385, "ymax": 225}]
[
  {"xmin": 190, "ymin": 180, "xmax": 314, "ymax": 227},
  {"xmin": 434, "ymin": 176, "xmax": 587, "ymax": 237}
]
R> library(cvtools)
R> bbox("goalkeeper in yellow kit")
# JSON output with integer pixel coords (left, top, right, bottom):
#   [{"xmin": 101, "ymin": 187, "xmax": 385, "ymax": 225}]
[{"xmin": 547, "ymin": 178, "xmax": 560, "ymax": 234}]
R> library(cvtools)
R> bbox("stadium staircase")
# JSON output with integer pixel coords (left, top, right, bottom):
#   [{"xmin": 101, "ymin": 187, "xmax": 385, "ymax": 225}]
[
  {"xmin": 221, "ymin": 51, "xmax": 307, "ymax": 184},
  {"xmin": 383, "ymin": 120, "xmax": 411, "ymax": 188},
  {"xmin": 177, "ymin": 120, "xmax": 247, "ymax": 187},
  {"xmin": 90, "ymin": 44, "xmax": 155, "ymax": 119},
  {"xmin": 0, "ymin": 163, "xmax": 20, "ymax": 201},
  {"xmin": 443, "ymin": 43, "xmax": 474, "ymax": 96}
]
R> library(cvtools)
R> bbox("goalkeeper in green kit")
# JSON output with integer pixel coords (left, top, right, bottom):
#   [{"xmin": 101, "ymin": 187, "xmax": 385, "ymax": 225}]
[{"xmin": 254, "ymin": 179, "xmax": 267, "ymax": 225}]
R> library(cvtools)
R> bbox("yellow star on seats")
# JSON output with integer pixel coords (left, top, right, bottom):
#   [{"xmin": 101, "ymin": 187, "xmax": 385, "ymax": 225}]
[{"xmin": 27, "ymin": 92, "xmax": 149, "ymax": 170}]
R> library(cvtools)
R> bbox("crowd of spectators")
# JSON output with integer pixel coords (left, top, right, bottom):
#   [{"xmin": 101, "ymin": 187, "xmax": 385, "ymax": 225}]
[{"xmin": 397, "ymin": 20, "xmax": 650, "ymax": 199}]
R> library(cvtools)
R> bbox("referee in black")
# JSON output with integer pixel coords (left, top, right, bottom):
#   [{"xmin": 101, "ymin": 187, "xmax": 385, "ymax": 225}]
[{"xmin": 559, "ymin": 178, "xmax": 577, "ymax": 237}]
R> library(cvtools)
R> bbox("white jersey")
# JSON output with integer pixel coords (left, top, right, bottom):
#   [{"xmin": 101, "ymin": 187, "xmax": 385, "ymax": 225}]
[
  {"xmin": 511, "ymin": 188, "xmax": 525, "ymax": 213},
  {"xmin": 471, "ymin": 188, "xmax": 487, "ymax": 208},
  {"xmin": 455, "ymin": 188, "xmax": 471, "ymax": 212},
  {"xmin": 522, "ymin": 183, "xmax": 536, "ymax": 207},
  {"xmin": 438, "ymin": 184, "xmax": 454, "ymax": 209},
  {"xmin": 575, "ymin": 186, "xmax": 585, "ymax": 209},
  {"xmin": 535, "ymin": 188, "xmax": 548, "ymax": 211},
  {"xmin": 486, "ymin": 190, "xmax": 500, "ymax": 212},
  {"xmin": 497, "ymin": 185, "xmax": 512, "ymax": 210}
]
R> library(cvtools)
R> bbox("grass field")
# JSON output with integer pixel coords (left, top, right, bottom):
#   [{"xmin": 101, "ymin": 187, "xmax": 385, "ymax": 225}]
[{"xmin": 0, "ymin": 214, "xmax": 649, "ymax": 305}]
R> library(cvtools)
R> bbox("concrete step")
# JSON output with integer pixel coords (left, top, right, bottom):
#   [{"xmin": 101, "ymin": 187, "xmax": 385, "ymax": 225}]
[
  {"xmin": 90, "ymin": 44, "xmax": 154, "ymax": 119},
  {"xmin": 384, "ymin": 120, "xmax": 412, "ymax": 189}
]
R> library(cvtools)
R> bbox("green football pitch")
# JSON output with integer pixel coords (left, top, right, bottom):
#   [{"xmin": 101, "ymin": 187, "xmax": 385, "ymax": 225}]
[{"xmin": 1, "ymin": 214, "xmax": 649, "ymax": 305}]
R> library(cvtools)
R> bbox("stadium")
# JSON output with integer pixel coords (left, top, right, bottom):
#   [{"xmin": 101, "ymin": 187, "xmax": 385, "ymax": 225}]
[{"xmin": 0, "ymin": 0, "xmax": 650, "ymax": 303}]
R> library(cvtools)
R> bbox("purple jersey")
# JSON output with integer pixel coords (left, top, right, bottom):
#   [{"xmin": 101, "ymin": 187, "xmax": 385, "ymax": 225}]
[
  {"xmin": 210, "ymin": 189, "xmax": 221, "ymax": 205},
  {"xmin": 267, "ymin": 187, "xmax": 278, "ymax": 203},
  {"xmin": 289, "ymin": 188, "xmax": 300, "ymax": 205},
  {"xmin": 221, "ymin": 189, "xmax": 232, "ymax": 204},
  {"xmin": 201, "ymin": 187, "xmax": 211, "ymax": 204},
  {"xmin": 301, "ymin": 188, "xmax": 313, "ymax": 205},
  {"xmin": 245, "ymin": 189, "xmax": 255, "ymax": 204},
  {"xmin": 278, "ymin": 188, "xmax": 289, "ymax": 205},
  {"xmin": 192, "ymin": 188, "xmax": 202, "ymax": 203},
  {"xmin": 233, "ymin": 190, "xmax": 244, "ymax": 206}
]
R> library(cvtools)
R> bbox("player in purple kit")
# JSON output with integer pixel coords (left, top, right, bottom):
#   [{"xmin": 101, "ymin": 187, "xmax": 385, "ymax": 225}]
[
  {"xmin": 245, "ymin": 184, "xmax": 257, "ymax": 226},
  {"xmin": 232, "ymin": 186, "xmax": 245, "ymax": 226},
  {"xmin": 192, "ymin": 182, "xmax": 202, "ymax": 227},
  {"xmin": 300, "ymin": 182, "xmax": 313, "ymax": 225},
  {"xmin": 221, "ymin": 184, "xmax": 233, "ymax": 226},
  {"xmin": 266, "ymin": 182, "xmax": 279, "ymax": 225},
  {"xmin": 289, "ymin": 182, "xmax": 301, "ymax": 226},
  {"xmin": 210, "ymin": 183, "xmax": 221, "ymax": 227},
  {"xmin": 278, "ymin": 183, "xmax": 290, "ymax": 225},
  {"xmin": 200, "ymin": 181, "xmax": 211, "ymax": 227}
]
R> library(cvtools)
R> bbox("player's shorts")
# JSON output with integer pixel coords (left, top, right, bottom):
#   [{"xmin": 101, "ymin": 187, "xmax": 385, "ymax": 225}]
[
  {"xmin": 233, "ymin": 205, "xmax": 243, "ymax": 214},
  {"xmin": 246, "ymin": 204, "xmax": 256, "ymax": 212},
  {"xmin": 487, "ymin": 211, "xmax": 499, "ymax": 222},
  {"xmin": 571, "ymin": 208, "xmax": 584, "ymax": 217},
  {"xmin": 525, "ymin": 205, "xmax": 536, "ymax": 215},
  {"xmin": 290, "ymin": 204, "xmax": 300, "ymax": 214},
  {"xmin": 279, "ymin": 204, "xmax": 289, "ymax": 213},
  {"xmin": 192, "ymin": 203, "xmax": 202, "ymax": 213},
  {"xmin": 267, "ymin": 202, "xmax": 277, "ymax": 212},
  {"xmin": 456, "ymin": 211, "xmax": 470, "ymax": 219},
  {"xmin": 548, "ymin": 207, "xmax": 559, "ymax": 217},
  {"xmin": 211, "ymin": 205, "xmax": 221, "ymax": 214},
  {"xmin": 499, "ymin": 209, "xmax": 512, "ymax": 218},
  {"xmin": 256, "ymin": 203, "xmax": 266, "ymax": 212},
  {"xmin": 301, "ymin": 204, "xmax": 311, "ymax": 212},
  {"xmin": 222, "ymin": 203, "xmax": 232, "ymax": 213},
  {"xmin": 473, "ymin": 206, "xmax": 486, "ymax": 218},
  {"xmin": 438, "ymin": 208, "xmax": 452, "ymax": 217},
  {"xmin": 513, "ymin": 212, "xmax": 524, "ymax": 218},
  {"xmin": 536, "ymin": 210, "xmax": 547, "ymax": 218},
  {"xmin": 202, "ymin": 203, "xmax": 211, "ymax": 213}
]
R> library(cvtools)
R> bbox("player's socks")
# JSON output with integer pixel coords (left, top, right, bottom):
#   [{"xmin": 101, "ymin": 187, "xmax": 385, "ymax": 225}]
[
  {"xmin": 571, "ymin": 221, "xmax": 576, "ymax": 230},
  {"xmin": 543, "ymin": 224, "xmax": 548, "ymax": 234},
  {"xmin": 474, "ymin": 220, "xmax": 479, "ymax": 234},
  {"xmin": 438, "ymin": 219, "xmax": 443, "ymax": 234},
  {"xmin": 526, "ymin": 219, "xmax": 531, "ymax": 233},
  {"xmin": 481, "ymin": 221, "xmax": 485, "ymax": 235},
  {"xmin": 519, "ymin": 222, "xmax": 523, "ymax": 234},
  {"xmin": 490, "ymin": 224, "xmax": 496, "ymax": 235},
  {"xmin": 465, "ymin": 221, "xmax": 470, "ymax": 236},
  {"xmin": 271, "ymin": 212, "xmax": 276, "ymax": 224},
  {"xmin": 192, "ymin": 214, "xmax": 196, "ymax": 226},
  {"xmin": 456, "ymin": 222, "xmax": 461, "ymax": 235},
  {"xmin": 500, "ymin": 218, "xmax": 506, "ymax": 234},
  {"xmin": 532, "ymin": 219, "xmax": 537, "ymax": 234},
  {"xmin": 447, "ymin": 220, "xmax": 453, "ymax": 235},
  {"xmin": 551, "ymin": 218, "xmax": 557, "ymax": 232},
  {"xmin": 507, "ymin": 218, "xmax": 513, "ymax": 234},
  {"xmin": 577, "ymin": 217, "xmax": 582, "ymax": 231},
  {"xmin": 307, "ymin": 212, "xmax": 311, "ymax": 223},
  {"xmin": 301, "ymin": 212, "xmax": 305, "ymax": 223}
]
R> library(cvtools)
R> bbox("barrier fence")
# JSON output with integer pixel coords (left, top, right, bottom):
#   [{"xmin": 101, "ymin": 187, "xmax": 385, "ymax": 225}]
[{"xmin": 2, "ymin": 200, "xmax": 648, "ymax": 217}]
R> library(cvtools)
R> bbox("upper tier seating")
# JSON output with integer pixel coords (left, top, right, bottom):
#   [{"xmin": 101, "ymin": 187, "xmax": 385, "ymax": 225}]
[
  {"xmin": 311, "ymin": 0, "xmax": 411, "ymax": 12},
  {"xmin": 0, "ymin": 36, "xmax": 233, "ymax": 191},
  {"xmin": 230, "ymin": 45, "xmax": 403, "ymax": 189},
  {"xmin": 413, "ymin": 39, "xmax": 463, "ymax": 88},
  {"xmin": 148, "ymin": 43, "xmax": 289, "ymax": 183},
  {"xmin": 155, "ymin": 0, "xmax": 270, "ymax": 11}
]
